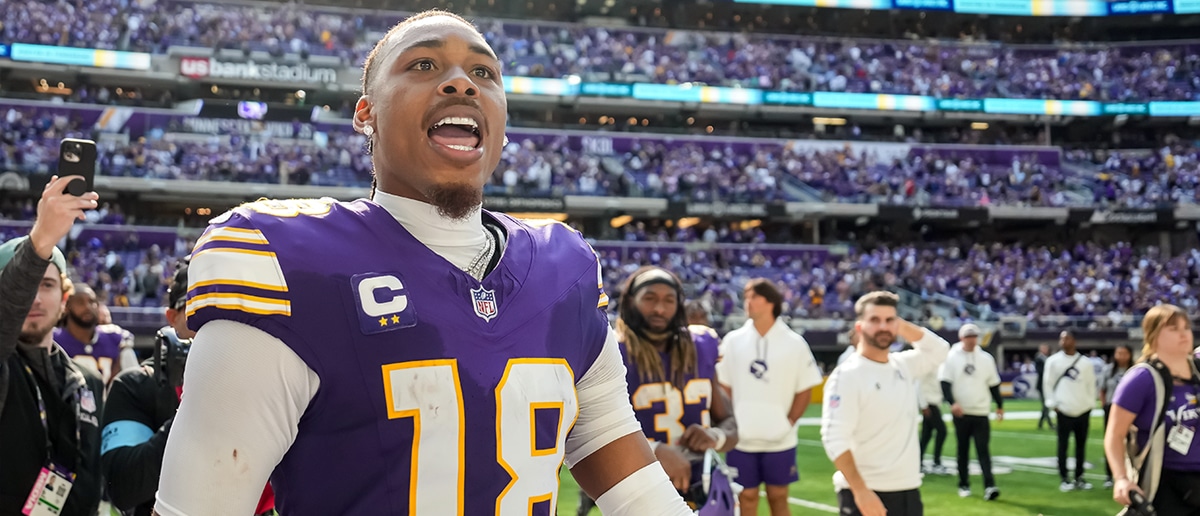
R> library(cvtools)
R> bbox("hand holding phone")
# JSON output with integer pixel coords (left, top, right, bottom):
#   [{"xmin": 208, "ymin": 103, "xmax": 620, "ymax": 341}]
[{"xmin": 58, "ymin": 138, "xmax": 97, "ymax": 196}]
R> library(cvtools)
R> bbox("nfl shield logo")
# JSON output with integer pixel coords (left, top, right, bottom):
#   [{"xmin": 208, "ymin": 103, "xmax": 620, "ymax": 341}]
[
  {"xmin": 79, "ymin": 389, "xmax": 96, "ymax": 414},
  {"xmin": 471, "ymin": 286, "xmax": 499, "ymax": 322}
]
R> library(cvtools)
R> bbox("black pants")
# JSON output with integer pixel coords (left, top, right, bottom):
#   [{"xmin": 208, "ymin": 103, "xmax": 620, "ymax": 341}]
[
  {"xmin": 837, "ymin": 489, "xmax": 923, "ymax": 516},
  {"xmin": 577, "ymin": 493, "xmax": 596, "ymax": 516},
  {"xmin": 1056, "ymin": 411, "xmax": 1090, "ymax": 481},
  {"xmin": 1039, "ymin": 389, "xmax": 1054, "ymax": 428},
  {"xmin": 920, "ymin": 404, "xmax": 947, "ymax": 466},
  {"xmin": 1103, "ymin": 404, "xmax": 1113, "ymax": 479},
  {"xmin": 953, "ymin": 415, "xmax": 995, "ymax": 489},
  {"xmin": 1153, "ymin": 469, "xmax": 1200, "ymax": 516}
]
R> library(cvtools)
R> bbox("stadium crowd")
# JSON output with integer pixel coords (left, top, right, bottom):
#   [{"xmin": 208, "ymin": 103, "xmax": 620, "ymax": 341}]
[
  {"xmin": 5, "ymin": 107, "xmax": 1198, "ymax": 207},
  {"xmin": 2, "ymin": 0, "xmax": 1199, "ymax": 101},
  {"xmin": 5, "ymin": 214, "xmax": 1192, "ymax": 331}
]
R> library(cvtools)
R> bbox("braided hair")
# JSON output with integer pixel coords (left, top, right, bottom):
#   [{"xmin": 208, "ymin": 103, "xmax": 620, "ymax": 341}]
[{"xmin": 616, "ymin": 266, "xmax": 696, "ymax": 391}]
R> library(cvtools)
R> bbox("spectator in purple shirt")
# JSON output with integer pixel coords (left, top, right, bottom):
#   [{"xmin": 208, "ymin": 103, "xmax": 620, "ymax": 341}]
[{"xmin": 1105, "ymin": 304, "xmax": 1200, "ymax": 515}]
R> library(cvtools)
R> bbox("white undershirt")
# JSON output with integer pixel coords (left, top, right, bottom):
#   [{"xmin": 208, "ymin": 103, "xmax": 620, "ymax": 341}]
[{"xmin": 155, "ymin": 195, "xmax": 645, "ymax": 516}]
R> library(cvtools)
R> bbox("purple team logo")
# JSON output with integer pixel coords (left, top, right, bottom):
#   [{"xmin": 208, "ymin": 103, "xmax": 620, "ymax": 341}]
[
  {"xmin": 1064, "ymin": 367, "xmax": 1079, "ymax": 380},
  {"xmin": 471, "ymin": 286, "xmax": 499, "ymax": 322}
]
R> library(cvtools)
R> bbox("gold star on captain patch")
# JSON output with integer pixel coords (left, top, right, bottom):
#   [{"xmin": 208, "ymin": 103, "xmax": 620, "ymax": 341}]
[
  {"xmin": 378, "ymin": 317, "xmax": 388, "ymax": 327},
  {"xmin": 391, "ymin": 314, "xmax": 401, "ymax": 324}
]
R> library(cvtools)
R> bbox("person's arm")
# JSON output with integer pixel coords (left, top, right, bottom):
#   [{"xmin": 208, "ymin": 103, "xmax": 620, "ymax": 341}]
[
  {"xmin": 987, "ymin": 356, "xmax": 1004, "ymax": 417},
  {"xmin": 1106, "ymin": 404, "xmax": 1142, "ymax": 505},
  {"xmin": 822, "ymin": 369, "xmax": 884, "ymax": 516},
  {"xmin": 789, "ymin": 338, "xmax": 824, "ymax": 425},
  {"xmin": 681, "ymin": 372, "xmax": 739, "ymax": 454},
  {"xmin": 831, "ymin": 451, "xmax": 886, "ymax": 516},
  {"xmin": 0, "ymin": 176, "xmax": 97, "ymax": 363},
  {"xmin": 565, "ymin": 329, "xmax": 692, "ymax": 516},
  {"xmin": 788, "ymin": 389, "xmax": 812, "ymax": 426},
  {"xmin": 1106, "ymin": 368, "xmax": 1152, "ymax": 506},
  {"xmin": 154, "ymin": 320, "xmax": 319, "ymax": 516},
  {"xmin": 0, "ymin": 239, "xmax": 51, "ymax": 364},
  {"xmin": 892, "ymin": 322, "xmax": 950, "ymax": 379},
  {"xmin": 1084, "ymin": 359, "xmax": 1099, "ymax": 408},
  {"xmin": 1043, "ymin": 356, "xmax": 1059, "ymax": 410},
  {"xmin": 1100, "ymin": 364, "xmax": 1113, "ymax": 405},
  {"xmin": 101, "ymin": 369, "xmax": 170, "ymax": 510},
  {"xmin": 941, "ymin": 381, "xmax": 956, "ymax": 405}
]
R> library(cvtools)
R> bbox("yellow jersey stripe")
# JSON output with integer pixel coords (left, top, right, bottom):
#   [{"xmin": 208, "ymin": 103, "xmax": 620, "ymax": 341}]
[
  {"xmin": 187, "ymin": 293, "xmax": 292, "ymax": 317},
  {"xmin": 188, "ymin": 247, "xmax": 289, "ymax": 295},
  {"xmin": 195, "ymin": 227, "xmax": 269, "ymax": 249}
]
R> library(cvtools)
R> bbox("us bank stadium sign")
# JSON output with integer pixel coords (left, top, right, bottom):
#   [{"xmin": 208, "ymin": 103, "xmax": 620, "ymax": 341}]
[{"xmin": 179, "ymin": 57, "xmax": 338, "ymax": 84}]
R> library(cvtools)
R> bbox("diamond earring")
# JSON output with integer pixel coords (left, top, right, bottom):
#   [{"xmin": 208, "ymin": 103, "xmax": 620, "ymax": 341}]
[
  {"xmin": 363, "ymin": 126, "xmax": 374, "ymax": 137},
  {"xmin": 503, "ymin": 135, "xmax": 509, "ymax": 146}
]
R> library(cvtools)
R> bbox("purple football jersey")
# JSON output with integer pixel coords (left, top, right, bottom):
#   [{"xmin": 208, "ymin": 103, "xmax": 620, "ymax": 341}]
[
  {"xmin": 622, "ymin": 324, "xmax": 721, "ymax": 446},
  {"xmin": 187, "ymin": 198, "xmax": 610, "ymax": 515},
  {"xmin": 54, "ymin": 324, "xmax": 131, "ymax": 382}
]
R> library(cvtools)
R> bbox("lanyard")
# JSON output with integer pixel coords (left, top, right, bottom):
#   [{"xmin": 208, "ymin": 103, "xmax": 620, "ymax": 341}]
[{"xmin": 22, "ymin": 361, "xmax": 80, "ymax": 468}]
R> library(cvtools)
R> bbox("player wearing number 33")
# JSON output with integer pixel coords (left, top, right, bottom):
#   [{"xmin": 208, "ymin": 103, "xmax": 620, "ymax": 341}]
[
  {"xmin": 578, "ymin": 266, "xmax": 739, "ymax": 514},
  {"xmin": 152, "ymin": 10, "xmax": 693, "ymax": 516}
]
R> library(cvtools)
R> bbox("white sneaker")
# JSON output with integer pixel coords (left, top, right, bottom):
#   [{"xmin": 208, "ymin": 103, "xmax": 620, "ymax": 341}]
[
  {"xmin": 958, "ymin": 487, "xmax": 971, "ymax": 498},
  {"xmin": 932, "ymin": 465, "xmax": 949, "ymax": 475},
  {"xmin": 1075, "ymin": 480, "xmax": 1093, "ymax": 491},
  {"xmin": 1060, "ymin": 481, "xmax": 1075, "ymax": 492},
  {"xmin": 985, "ymin": 487, "xmax": 1000, "ymax": 501}
]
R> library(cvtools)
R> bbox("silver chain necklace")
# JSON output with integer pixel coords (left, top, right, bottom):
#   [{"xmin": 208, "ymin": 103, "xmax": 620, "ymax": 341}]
[{"xmin": 464, "ymin": 229, "xmax": 496, "ymax": 280}]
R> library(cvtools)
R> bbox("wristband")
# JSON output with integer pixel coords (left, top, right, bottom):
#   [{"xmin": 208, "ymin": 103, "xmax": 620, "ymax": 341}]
[{"xmin": 708, "ymin": 428, "xmax": 727, "ymax": 450}]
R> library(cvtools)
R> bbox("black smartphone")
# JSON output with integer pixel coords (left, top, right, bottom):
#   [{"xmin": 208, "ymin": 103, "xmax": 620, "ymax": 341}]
[{"xmin": 58, "ymin": 138, "xmax": 97, "ymax": 196}]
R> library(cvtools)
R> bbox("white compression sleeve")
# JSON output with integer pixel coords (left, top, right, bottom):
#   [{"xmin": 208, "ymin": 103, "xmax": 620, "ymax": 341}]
[
  {"xmin": 564, "ymin": 327, "xmax": 643, "ymax": 468},
  {"xmin": 154, "ymin": 320, "xmax": 320, "ymax": 516},
  {"xmin": 594, "ymin": 462, "xmax": 694, "ymax": 516}
]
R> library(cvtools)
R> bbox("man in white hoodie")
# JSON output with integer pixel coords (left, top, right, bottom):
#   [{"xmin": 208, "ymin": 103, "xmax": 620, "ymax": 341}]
[
  {"xmin": 1042, "ymin": 330, "xmax": 1097, "ymax": 492},
  {"xmin": 821, "ymin": 291, "xmax": 949, "ymax": 516},
  {"xmin": 718, "ymin": 278, "xmax": 824, "ymax": 516},
  {"xmin": 938, "ymin": 324, "xmax": 1003, "ymax": 501}
]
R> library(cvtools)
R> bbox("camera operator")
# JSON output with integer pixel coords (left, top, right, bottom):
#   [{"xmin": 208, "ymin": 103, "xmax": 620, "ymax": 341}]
[
  {"xmin": 0, "ymin": 176, "xmax": 106, "ymax": 516},
  {"xmin": 101, "ymin": 257, "xmax": 276, "ymax": 516}
]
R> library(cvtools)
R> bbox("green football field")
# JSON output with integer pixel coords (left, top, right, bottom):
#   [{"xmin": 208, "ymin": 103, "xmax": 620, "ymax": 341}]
[{"xmin": 559, "ymin": 399, "xmax": 1124, "ymax": 515}]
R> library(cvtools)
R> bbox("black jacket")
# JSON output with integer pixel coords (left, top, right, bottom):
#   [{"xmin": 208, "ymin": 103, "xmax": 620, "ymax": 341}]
[
  {"xmin": 0, "ymin": 240, "xmax": 105, "ymax": 516},
  {"xmin": 100, "ymin": 362, "xmax": 179, "ymax": 516}
]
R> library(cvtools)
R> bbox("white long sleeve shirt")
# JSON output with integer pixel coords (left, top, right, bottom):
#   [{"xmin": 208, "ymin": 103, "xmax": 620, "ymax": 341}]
[
  {"xmin": 154, "ymin": 194, "xmax": 673, "ymax": 516},
  {"xmin": 916, "ymin": 368, "xmax": 943, "ymax": 408},
  {"xmin": 938, "ymin": 343, "xmax": 1000, "ymax": 417},
  {"xmin": 821, "ymin": 328, "xmax": 950, "ymax": 493},
  {"xmin": 1042, "ymin": 350, "xmax": 1098, "ymax": 417}
]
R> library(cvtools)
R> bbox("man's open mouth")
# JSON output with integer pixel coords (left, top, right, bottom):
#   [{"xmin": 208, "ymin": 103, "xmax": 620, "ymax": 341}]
[{"xmin": 428, "ymin": 116, "xmax": 482, "ymax": 151}]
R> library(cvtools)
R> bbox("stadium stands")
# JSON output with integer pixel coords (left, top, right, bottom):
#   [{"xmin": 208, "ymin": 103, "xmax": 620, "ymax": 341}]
[
  {"xmin": 6, "ymin": 104, "xmax": 1197, "ymax": 207},
  {"xmin": 3, "ymin": 0, "xmax": 1199, "ymax": 101}
]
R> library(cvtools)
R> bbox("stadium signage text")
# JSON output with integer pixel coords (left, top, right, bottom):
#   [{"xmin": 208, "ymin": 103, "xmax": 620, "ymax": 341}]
[
  {"xmin": 180, "ymin": 118, "xmax": 315, "ymax": 139},
  {"xmin": 179, "ymin": 57, "xmax": 338, "ymax": 84},
  {"xmin": 685, "ymin": 202, "xmax": 768, "ymax": 217},
  {"xmin": 482, "ymin": 197, "xmax": 566, "ymax": 211},
  {"xmin": 1090, "ymin": 210, "xmax": 1158, "ymax": 224},
  {"xmin": 912, "ymin": 207, "xmax": 959, "ymax": 220}
]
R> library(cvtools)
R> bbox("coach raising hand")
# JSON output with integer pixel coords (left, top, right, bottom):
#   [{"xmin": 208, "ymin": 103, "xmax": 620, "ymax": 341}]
[{"xmin": 821, "ymin": 292, "xmax": 950, "ymax": 516}]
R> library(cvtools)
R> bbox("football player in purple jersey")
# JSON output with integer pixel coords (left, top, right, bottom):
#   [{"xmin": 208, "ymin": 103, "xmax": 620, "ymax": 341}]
[
  {"xmin": 54, "ymin": 284, "xmax": 138, "ymax": 384},
  {"xmin": 579, "ymin": 267, "xmax": 737, "ymax": 514},
  {"xmin": 154, "ymin": 10, "xmax": 692, "ymax": 516}
]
